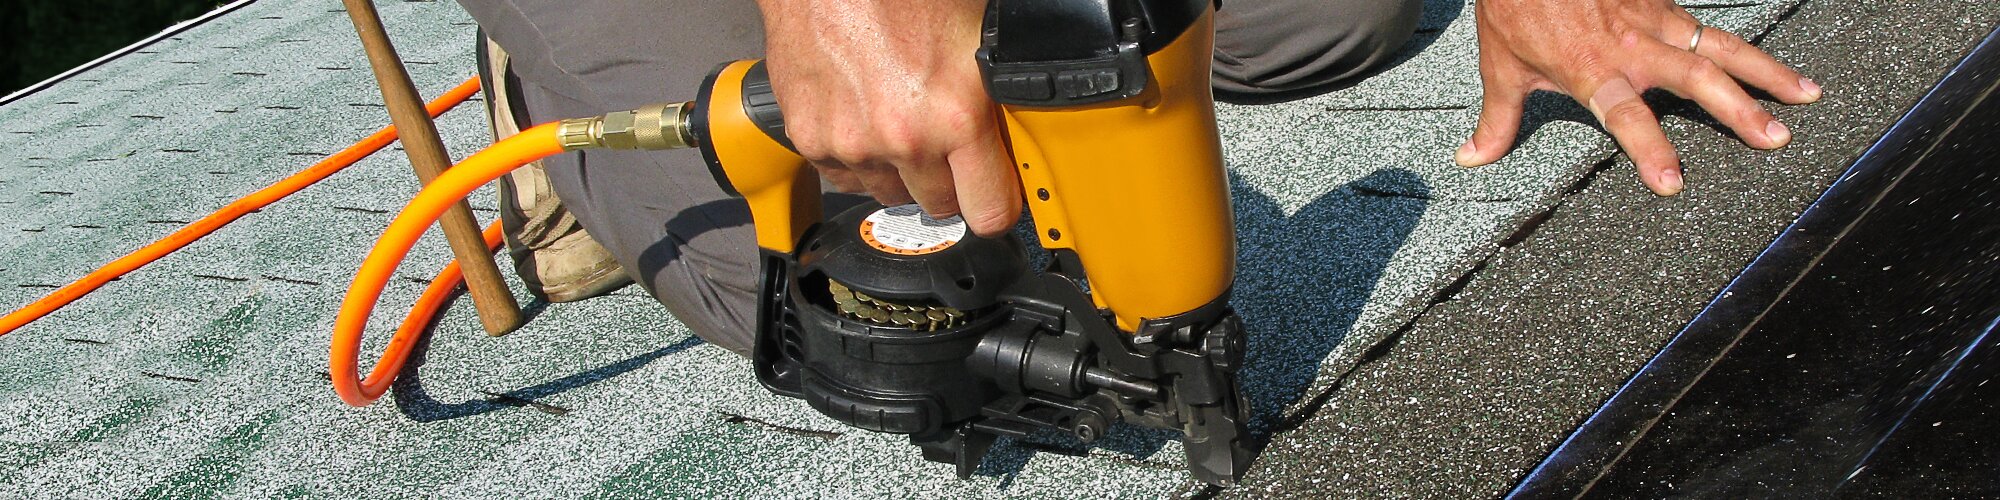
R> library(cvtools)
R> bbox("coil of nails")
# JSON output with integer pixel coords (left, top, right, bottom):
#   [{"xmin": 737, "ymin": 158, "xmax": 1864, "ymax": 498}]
[{"xmin": 827, "ymin": 281, "xmax": 968, "ymax": 331}]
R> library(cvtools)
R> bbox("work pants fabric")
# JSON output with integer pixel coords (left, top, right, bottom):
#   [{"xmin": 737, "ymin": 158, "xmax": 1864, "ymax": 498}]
[{"xmin": 456, "ymin": 0, "xmax": 1424, "ymax": 356}]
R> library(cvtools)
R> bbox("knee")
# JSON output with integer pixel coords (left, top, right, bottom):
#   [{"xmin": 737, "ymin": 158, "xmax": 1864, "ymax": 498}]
[{"xmin": 1211, "ymin": 0, "xmax": 1426, "ymax": 101}]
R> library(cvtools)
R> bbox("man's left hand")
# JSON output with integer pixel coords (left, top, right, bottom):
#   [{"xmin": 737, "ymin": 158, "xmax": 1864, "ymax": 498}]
[{"xmin": 1457, "ymin": 0, "xmax": 1822, "ymax": 196}]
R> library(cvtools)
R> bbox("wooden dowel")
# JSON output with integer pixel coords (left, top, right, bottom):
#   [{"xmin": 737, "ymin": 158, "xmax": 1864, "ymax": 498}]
[{"xmin": 340, "ymin": 0, "xmax": 522, "ymax": 336}]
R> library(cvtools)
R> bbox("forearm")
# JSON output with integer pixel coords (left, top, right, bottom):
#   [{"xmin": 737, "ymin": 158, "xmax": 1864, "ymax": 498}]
[{"xmin": 753, "ymin": 0, "xmax": 986, "ymax": 58}]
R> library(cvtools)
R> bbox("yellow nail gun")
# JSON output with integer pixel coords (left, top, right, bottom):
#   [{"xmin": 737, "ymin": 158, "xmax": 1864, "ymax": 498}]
[{"xmin": 592, "ymin": 0, "xmax": 1251, "ymax": 484}]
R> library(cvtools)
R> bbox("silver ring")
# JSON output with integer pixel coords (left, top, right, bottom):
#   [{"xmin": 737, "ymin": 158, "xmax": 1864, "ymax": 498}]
[{"xmin": 1688, "ymin": 25, "xmax": 1706, "ymax": 53}]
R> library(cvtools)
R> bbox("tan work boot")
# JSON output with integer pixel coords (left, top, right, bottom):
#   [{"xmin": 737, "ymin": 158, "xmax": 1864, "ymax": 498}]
[{"xmin": 480, "ymin": 35, "xmax": 633, "ymax": 303}]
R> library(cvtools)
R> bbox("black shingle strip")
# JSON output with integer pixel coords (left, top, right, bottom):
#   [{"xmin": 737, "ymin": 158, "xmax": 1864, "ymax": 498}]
[
  {"xmin": 140, "ymin": 372, "xmax": 201, "ymax": 383},
  {"xmin": 479, "ymin": 391, "xmax": 571, "ymax": 416},
  {"xmin": 719, "ymin": 412, "xmax": 841, "ymax": 440},
  {"xmin": 261, "ymin": 275, "xmax": 323, "ymax": 286},
  {"xmin": 1349, "ymin": 185, "xmax": 1436, "ymax": 201}
]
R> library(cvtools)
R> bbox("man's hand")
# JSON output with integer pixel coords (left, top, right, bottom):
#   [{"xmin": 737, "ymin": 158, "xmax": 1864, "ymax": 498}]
[
  {"xmin": 755, "ymin": 0, "xmax": 1020, "ymax": 236},
  {"xmin": 1457, "ymin": 0, "xmax": 1822, "ymax": 196}
]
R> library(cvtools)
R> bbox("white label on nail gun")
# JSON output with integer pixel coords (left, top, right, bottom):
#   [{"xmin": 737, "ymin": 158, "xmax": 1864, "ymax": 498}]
[{"xmin": 859, "ymin": 204, "xmax": 965, "ymax": 256}]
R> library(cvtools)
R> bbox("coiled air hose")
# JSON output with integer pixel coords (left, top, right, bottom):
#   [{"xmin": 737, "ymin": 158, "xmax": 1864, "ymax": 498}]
[
  {"xmin": 329, "ymin": 123, "xmax": 565, "ymax": 405},
  {"xmin": 331, "ymin": 102, "xmax": 695, "ymax": 406},
  {"xmin": 0, "ymin": 77, "xmax": 483, "ymax": 338}
]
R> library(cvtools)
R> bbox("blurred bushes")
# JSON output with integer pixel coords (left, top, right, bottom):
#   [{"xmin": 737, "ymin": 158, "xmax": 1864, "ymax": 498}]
[{"xmin": 2, "ymin": 0, "xmax": 224, "ymax": 94}]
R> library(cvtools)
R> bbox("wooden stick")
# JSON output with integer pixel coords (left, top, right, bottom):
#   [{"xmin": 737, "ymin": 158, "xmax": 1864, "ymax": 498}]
[{"xmin": 340, "ymin": 0, "xmax": 522, "ymax": 336}]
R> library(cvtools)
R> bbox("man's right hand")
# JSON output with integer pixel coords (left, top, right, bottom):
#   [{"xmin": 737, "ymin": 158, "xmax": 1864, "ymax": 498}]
[{"xmin": 754, "ymin": 0, "xmax": 1021, "ymax": 237}]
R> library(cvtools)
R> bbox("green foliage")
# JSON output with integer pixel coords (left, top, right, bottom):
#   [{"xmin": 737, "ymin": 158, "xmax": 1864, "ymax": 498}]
[{"xmin": 1, "ymin": 0, "xmax": 226, "ymax": 94}]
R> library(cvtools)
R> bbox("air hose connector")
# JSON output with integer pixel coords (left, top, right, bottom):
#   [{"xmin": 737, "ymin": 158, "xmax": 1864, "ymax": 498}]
[{"xmin": 557, "ymin": 101, "xmax": 696, "ymax": 151}]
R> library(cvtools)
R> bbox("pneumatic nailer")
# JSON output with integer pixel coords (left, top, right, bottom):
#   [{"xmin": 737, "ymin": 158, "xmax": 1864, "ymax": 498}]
[{"xmin": 687, "ymin": 0, "xmax": 1252, "ymax": 485}]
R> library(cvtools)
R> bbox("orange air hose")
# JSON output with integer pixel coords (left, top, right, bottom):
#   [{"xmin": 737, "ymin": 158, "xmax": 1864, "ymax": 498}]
[
  {"xmin": 349, "ymin": 219, "xmax": 503, "ymax": 402},
  {"xmin": 331, "ymin": 122, "xmax": 566, "ymax": 406},
  {"xmin": 0, "ymin": 76, "xmax": 483, "ymax": 338},
  {"xmin": 340, "ymin": 217, "xmax": 504, "ymax": 404}
]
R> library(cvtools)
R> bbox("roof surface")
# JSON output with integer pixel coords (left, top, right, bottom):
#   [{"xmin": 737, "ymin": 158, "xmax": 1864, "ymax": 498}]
[{"xmin": 0, "ymin": 0, "xmax": 1992, "ymax": 498}]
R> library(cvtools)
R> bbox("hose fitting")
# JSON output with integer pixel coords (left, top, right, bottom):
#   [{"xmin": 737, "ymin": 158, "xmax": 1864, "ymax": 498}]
[{"xmin": 556, "ymin": 101, "xmax": 697, "ymax": 151}]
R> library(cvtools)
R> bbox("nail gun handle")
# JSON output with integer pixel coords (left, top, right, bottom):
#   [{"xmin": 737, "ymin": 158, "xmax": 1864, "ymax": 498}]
[{"xmin": 690, "ymin": 60, "xmax": 821, "ymax": 255}]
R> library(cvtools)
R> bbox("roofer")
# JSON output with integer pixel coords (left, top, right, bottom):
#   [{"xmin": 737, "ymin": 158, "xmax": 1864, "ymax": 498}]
[{"xmin": 453, "ymin": 0, "xmax": 1819, "ymax": 355}]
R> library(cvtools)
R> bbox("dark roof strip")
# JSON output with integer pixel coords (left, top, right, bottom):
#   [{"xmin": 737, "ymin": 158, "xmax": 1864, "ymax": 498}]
[{"xmin": 0, "ymin": 0, "xmax": 261, "ymax": 106}]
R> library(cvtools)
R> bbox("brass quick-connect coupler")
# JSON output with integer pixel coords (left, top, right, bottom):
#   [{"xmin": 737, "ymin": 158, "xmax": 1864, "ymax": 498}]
[{"xmin": 557, "ymin": 101, "xmax": 696, "ymax": 151}]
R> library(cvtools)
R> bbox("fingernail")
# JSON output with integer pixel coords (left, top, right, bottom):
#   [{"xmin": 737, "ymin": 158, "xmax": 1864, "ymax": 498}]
[
  {"xmin": 1655, "ymin": 168, "xmax": 1685, "ymax": 197},
  {"xmin": 1454, "ymin": 139, "xmax": 1480, "ymax": 167},
  {"xmin": 1765, "ymin": 120, "xmax": 1792, "ymax": 147},
  {"xmin": 1799, "ymin": 77, "xmax": 1822, "ymax": 102}
]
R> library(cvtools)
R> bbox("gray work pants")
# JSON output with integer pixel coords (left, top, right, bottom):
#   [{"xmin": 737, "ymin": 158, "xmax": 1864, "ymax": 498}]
[{"xmin": 457, "ymin": 0, "xmax": 1423, "ymax": 356}]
